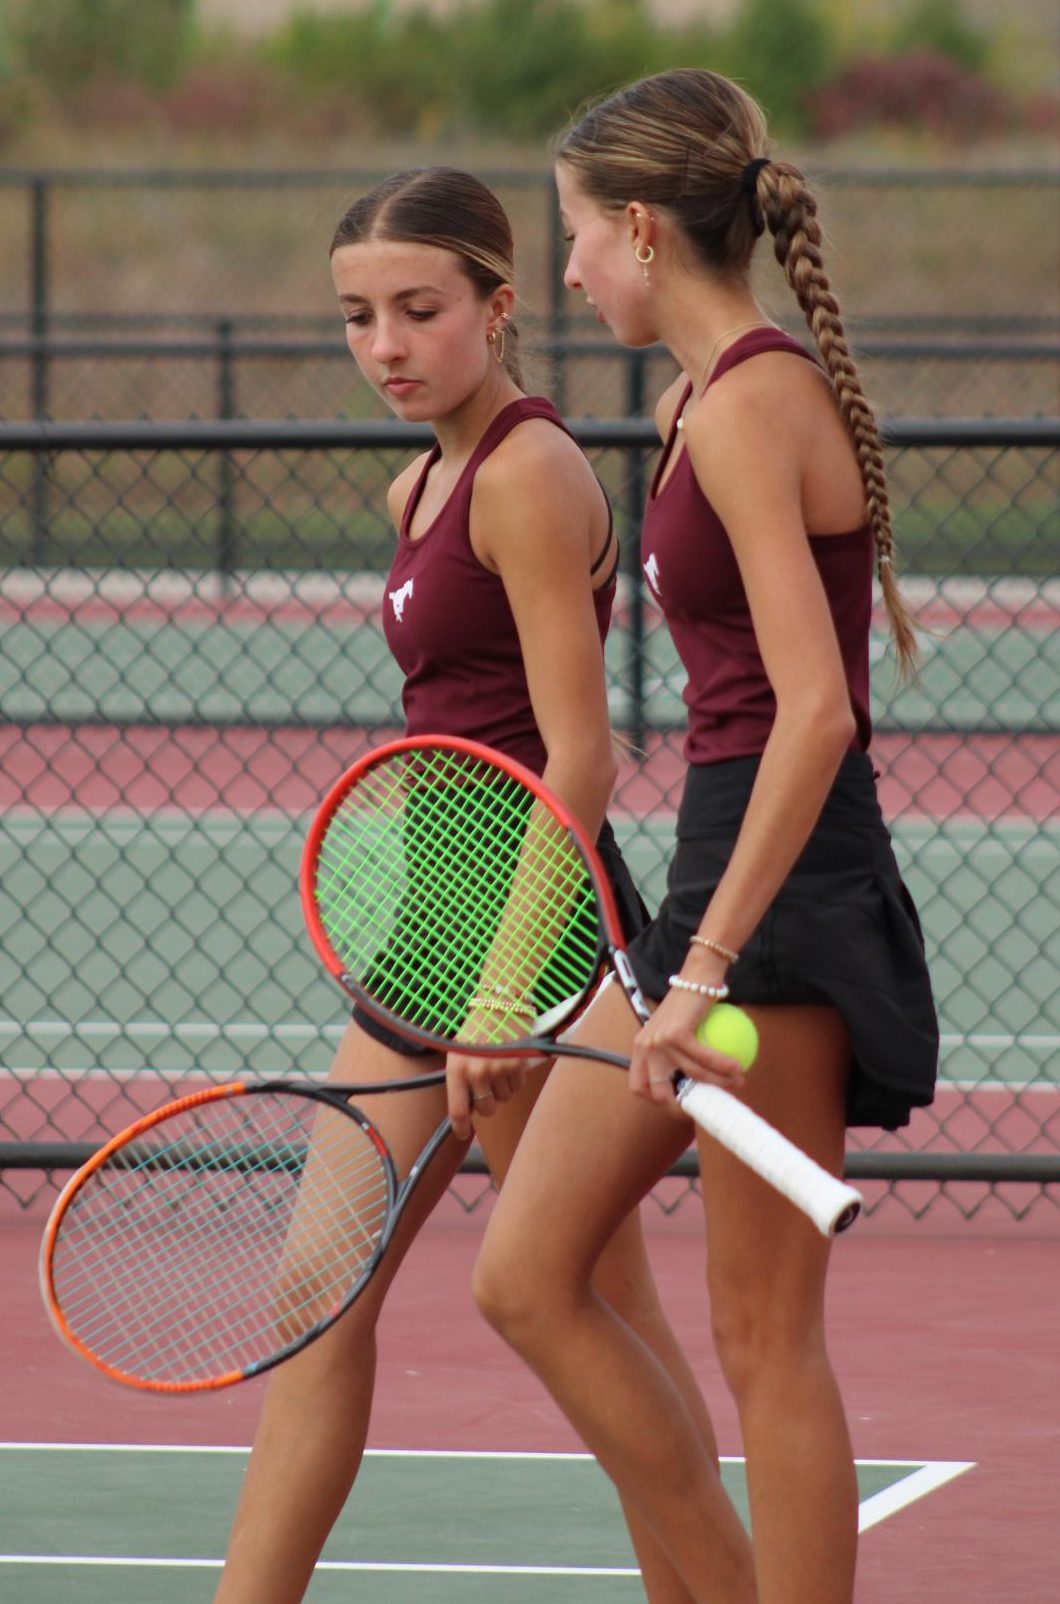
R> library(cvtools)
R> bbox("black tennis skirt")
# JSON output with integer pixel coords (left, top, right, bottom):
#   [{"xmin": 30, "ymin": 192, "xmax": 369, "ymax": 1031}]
[
  {"xmin": 351, "ymin": 817, "xmax": 651, "ymax": 1060},
  {"xmin": 626, "ymin": 752, "xmax": 939, "ymax": 1131}
]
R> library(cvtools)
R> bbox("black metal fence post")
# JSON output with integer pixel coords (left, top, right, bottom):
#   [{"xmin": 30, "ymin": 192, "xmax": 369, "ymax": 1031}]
[
  {"xmin": 29, "ymin": 177, "xmax": 50, "ymax": 563},
  {"xmin": 216, "ymin": 317, "xmax": 237, "ymax": 589}
]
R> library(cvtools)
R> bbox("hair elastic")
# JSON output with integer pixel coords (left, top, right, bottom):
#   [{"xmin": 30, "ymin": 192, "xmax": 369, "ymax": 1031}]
[{"xmin": 742, "ymin": 157, "xmax": 771, "ymax": 194}]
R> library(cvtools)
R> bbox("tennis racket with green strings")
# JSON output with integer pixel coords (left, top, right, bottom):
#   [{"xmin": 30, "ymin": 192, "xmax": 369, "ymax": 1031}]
[
  {"xmin": 40, "ymin": 735, "xmax": 860, "ymax": 1395},
  {"xmin": 302, "ymin": 736, "xmax": 862, "ymax": 1237}
]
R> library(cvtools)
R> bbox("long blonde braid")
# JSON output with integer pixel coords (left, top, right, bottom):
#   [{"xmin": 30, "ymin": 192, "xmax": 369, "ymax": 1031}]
[{"xmin": 757, "ymin": 163, "xmax": 917, "ymax": 677}]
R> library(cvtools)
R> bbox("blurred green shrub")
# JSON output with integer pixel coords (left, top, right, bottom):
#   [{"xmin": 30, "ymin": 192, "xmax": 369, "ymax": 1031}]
[
  {"xmin": 273, "ymin": 4, "xmax": 468, "ymax": 135},
  {"xmin": 451, "ymin": 0, "xmax": 658, "ymax": 141},
  {"xmin": 264, "ymin": 0, "xmax": 716, "ymax": 140},
  {"xmin": 888, "ymin": 0, "xmax": 989, "ymax": 73},
  {"xmin": 0, "ymin": 0, "xmax": 1040, "ymax": 149},
  {"xmin": 8, "ymin": 0, "xmax": 194, "ymax": 93},
  {"xmin": 715, "ymin": 0, "xmax": 839, "ymax": 135}
]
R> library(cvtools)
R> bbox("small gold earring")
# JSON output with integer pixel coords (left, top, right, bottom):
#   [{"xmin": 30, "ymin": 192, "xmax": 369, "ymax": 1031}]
[{"xmin": 634, "ymin": 242, "xmax": 654, "ymax": 284}]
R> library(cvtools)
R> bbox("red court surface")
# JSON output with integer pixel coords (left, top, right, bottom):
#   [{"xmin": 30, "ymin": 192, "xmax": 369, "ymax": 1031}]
[
  {"xmin": 3, "ymin": 724, "xmax": 1058, "ymax": 823},
  {"xmin": 4, "ymin": 1190, "xmax": 1057, "ymax": 1601}
]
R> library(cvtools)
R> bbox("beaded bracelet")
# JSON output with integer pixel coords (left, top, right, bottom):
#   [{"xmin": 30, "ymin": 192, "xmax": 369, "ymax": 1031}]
[
  {"xmin": 468, "ymin": 996, "xmax": 535, "ymax": 1016},
  {"xmin": 480, "ymin": 982, "xmax": 527, "ymax": 1002},
  {"xmin": 688, "ymin": 935, "xmax": 740, "ymax": 965},
  {"xmin": 667, "ymin": 975, "xmax": 730, "ymax": 1001}
]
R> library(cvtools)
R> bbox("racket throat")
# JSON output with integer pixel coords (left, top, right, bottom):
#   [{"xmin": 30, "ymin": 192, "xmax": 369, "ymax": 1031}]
[{"xmin": 611, "ymin": 947, "xmax": 650, "ymax": 1027}]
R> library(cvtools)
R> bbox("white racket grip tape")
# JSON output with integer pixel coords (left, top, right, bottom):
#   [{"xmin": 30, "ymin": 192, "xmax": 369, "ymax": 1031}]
[{"xmin": 676, "ymin": 1080, "xmax": 863, "ymax": 1237}]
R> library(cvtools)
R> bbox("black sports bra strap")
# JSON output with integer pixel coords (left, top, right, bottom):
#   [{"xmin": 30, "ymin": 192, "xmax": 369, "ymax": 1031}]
[{"xmin": 589, "ymin": 509, "xmax": 615, "ymax": 578}]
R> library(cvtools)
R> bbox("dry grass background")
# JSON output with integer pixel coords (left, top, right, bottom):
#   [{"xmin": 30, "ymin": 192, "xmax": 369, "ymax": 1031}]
[{"xmin": 0, "ymin": 157, "xmax": 1056, "ymax": 421}]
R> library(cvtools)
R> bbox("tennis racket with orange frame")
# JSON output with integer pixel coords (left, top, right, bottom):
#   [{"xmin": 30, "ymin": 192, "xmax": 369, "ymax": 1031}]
[{"xmin": 40, "ymin": 736, "xmax": 861, "ymax": 1395}]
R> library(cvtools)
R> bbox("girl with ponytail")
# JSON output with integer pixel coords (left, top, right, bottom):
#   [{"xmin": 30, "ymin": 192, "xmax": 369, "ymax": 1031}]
[
  {"xmin": 214, "ymin": 166, "xmax": 741, "ymax": 1603},
  {"xmin": 466, "ymin": 75, "xmax": 938, "ymax": 1604}
]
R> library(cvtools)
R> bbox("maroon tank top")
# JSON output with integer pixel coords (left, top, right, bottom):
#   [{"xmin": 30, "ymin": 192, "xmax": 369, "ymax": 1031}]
[
  {"xmin": 641, "ymin": 329, "xmax": 873, "ymax": 765},
  {"xmin": 383, "ymin": 396, "xmax": 615, "ymax": 773}
]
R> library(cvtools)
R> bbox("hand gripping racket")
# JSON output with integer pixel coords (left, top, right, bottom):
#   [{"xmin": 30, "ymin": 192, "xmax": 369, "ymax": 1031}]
[
  {"xmin": 40, "ymin": 1069, "xmax": 452, "ymax": 1392},
  {"xmin": 41, "ymin": 736, "xmax": 860, "ymax": 1394},
  {"xmin": 302, "ymin": 735, "xmax": 862, "ymax": 1237}
]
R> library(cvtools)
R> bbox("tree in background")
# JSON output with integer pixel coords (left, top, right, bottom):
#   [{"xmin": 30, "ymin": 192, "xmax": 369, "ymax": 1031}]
[
  {"xmin": 0, "ymin": 0, "xmax": 1050, "ymax": 149},
  {"xmin": 8, "ymin": 0, "xmax": 195, "ymax": 94},
  {"xmin": 719, "ymin": 0, "xmax": 838, "ymax": 133}
]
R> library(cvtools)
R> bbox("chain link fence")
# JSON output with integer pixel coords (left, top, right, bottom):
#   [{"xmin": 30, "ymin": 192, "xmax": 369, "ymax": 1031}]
[
  {"xmin": 1, "ymin": 417, "xmax": 1057, "ymax": 1226},
  {"xmin": 1, "ymin": 167, "xmax": 1058, "ymax": 423}
]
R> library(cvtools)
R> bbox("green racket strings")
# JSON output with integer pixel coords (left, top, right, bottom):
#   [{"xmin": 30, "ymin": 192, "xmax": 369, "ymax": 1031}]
[{"xmin": 313, "ymin": 749, "xmax": 603, "ymax": 1043}]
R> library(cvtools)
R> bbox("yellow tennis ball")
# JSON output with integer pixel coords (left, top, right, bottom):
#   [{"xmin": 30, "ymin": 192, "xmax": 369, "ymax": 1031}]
[{"xmin": 696, "ymin": 1003, "xmax": 758, "ymax": 1072}]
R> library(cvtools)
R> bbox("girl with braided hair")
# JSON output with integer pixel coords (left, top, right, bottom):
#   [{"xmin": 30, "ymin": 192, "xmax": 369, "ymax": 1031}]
[{"xmin": 460, "ymin": 70, "xmax": 938, "ymax": 1603}]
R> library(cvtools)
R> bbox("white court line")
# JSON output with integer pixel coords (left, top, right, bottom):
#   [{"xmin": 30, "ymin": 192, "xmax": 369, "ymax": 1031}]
[
  {"xmin": 0, "ymin": 1558, "xmax": 642, "ymax": 1576},
  {"xmin": 0, "ymin": 1443, "xmax": 606, "ymax": 1459},
  {"xmin": 857, "ymin": 1460, "xmax": 974, "ymax": 1532},
  {"xmin": 0, "ymin": 1444, "xmax": 645, "ymax": 1578},
  {"xmin": 0, "ymin": 1443, "xmax": 975, "ymax": 1549},
  {"xmin": 6, "ymin": 1021, "xmax": 1057, "ymax": 1051},
  {"xmin": 0, "ymin": 1019, "xmax": 343, "ymax": 1041},
  {"xmin": 5, "ymin": 1020, "xmax": 1058, "ymax": 1057}
]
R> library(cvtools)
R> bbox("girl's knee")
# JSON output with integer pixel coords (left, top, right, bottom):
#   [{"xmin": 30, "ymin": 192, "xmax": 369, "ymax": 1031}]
[
  {"xmin": 471, "ymin": 1238, "xmax": 537, "ymax": 1338},
  {"xmin": 472, "ymin": 1233, "xmax": 577, "ymax": 1355},
  {"xmin": 708, "ymin": 1278, "xmax": 827, "ymax": 1403}
]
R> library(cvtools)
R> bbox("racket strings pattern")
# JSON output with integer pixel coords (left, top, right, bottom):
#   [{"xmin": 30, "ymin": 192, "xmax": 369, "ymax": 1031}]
[
  {"xmin": 44, "ymin": 1091, "xmax": 393, "ymax": 1389},
  {"xmin": 312, "ymin": 746, "xmax": 603, "ymax": 1045}
]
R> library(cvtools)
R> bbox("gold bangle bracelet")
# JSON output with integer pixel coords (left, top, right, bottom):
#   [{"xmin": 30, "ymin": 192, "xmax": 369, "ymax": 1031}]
[
  {"xmin": 688, "ymin": 934, "xmax": 739, "ymax": 965},
  {"xmin": 468, "ymin": 996, "xmax": 534, "ymax": 1016}
]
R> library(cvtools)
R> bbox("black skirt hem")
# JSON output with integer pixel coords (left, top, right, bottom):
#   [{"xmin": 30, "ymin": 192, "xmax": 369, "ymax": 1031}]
[{"xmin": 625, "ymin": 753, "xmax": 940, "ymax": 1132}]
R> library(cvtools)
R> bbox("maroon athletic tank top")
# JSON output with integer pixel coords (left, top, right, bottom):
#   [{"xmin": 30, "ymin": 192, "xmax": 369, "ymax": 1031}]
[
  {"xmin": 383, "ymin": 396, "xmax": 616, "ymax": 774},
  {"xmin": 641, "ymin": 328, "xmax": 873, "ymax": 765}
]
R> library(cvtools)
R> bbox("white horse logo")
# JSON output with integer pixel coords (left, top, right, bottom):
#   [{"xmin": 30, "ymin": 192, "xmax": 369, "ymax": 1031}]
[
  {"xmin": 389, "ymin": 578, "xmax": 414, "ymax": 622},
  {"xmin": 643, "ymin": 553, "xmax": 661, "ymax": 597}
]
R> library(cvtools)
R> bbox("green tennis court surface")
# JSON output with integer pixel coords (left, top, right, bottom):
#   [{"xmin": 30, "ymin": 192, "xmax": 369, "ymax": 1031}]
[
  {"xmin": 0, "ymin": 1444, "xmax": 973, "ymax": 1602},
  {"xmin": 2, "ymin": 607, "xmax": 1058, "ymax": 731},
  {"xmin": 1, "ymin": 810, "xmax": 1056, "ymax": 1086}
]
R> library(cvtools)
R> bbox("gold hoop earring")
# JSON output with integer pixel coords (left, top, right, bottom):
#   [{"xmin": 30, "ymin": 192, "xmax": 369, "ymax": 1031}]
[
  {"xmin": 633, "ymin": 243, "xmax": 654, "ymax": 265},
  {"xmin": 488, "ymin": 327, "xmax": 506, "ymax": 364}
]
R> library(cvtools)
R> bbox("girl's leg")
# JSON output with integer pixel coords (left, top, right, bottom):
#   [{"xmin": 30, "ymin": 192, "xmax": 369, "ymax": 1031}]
[
  {"xmin": 701, "ymin": 1004, "xmax": 857, "ymax": 1604},
  {"xmin": 477, "ymin": 1049, "xmax": 731, "ymax": 1604},
  {"xmin": 217, "ymin": 1008, "xmax": 725, "ymax": 1604},
  {"xmin": 584, "ymin": 1207, "xmax": 739, "ymax": 1604},
  {"xmin": 474, "ymin": 981, "xmax": 757, "ymax": 1603},
  {"xmin": 214, "ymin": 1021, "xmax": 462, "ymax": 1604}
]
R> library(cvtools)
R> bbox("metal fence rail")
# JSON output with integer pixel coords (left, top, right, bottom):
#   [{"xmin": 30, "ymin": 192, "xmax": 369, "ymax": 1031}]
[
  {"xmin": 1, "ymin": 165, "xmax": 1057, "ymax": 421},
  {"xmin": 2, "ymin": 332, "xmax": 1058, "ymax": 427},
  {"xmin": 0, "ymin": 417, "xmax": 1057, "ymax": 1225}
]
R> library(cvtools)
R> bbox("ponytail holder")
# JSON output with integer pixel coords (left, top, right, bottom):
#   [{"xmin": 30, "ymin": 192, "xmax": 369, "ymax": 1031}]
[{"xmin": 742, "ymin": 157, "xmax": 771, "ymax": 195}]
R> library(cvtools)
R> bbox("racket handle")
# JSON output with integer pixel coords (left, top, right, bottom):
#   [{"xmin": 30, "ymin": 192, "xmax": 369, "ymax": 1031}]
[{"xmin": 675, "ymin": 1079, "xmax": 862, "ymax": 1238}]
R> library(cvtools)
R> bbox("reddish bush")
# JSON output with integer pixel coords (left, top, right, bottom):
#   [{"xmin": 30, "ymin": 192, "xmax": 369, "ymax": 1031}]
[
  {"xmin": 162, "ymin": 64, "xmax": 285, "ymax": 140},
  {"xmin": 71, "ymin": 79, "xmax": 164, "ymax": 133},
  {"xmin": 807, "ymin": 52, "xmax": 1013, "ymax": 143},
  {"xmin": 1023, "ymin": 90, "xmax": 1059, "ymax": 138}
]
